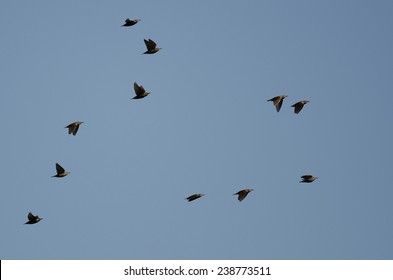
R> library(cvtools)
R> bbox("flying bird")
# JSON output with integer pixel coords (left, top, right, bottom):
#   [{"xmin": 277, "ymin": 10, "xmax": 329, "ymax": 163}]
[
  {"xmin": 291, "ymin": 100, "xmax": 309, "ymax": 114},
  {"xmin": 65, "ymin": 121, "xmax": 83, "ymax": 136},
  {"xmin": 186, "ymin": 194, "xmax": 205, "ymax": 202},
  {"xmin": 234, "ymin": 188, "xmax": 254, "ymax": 202},
  {"xmin": 132, "ymin": 82, "xmax": 150, "ymax": 99},
  {"xmin": 52, "ymin": 163, "xmax": 70, "ymax": 178},
  {"xmin": 122, "ymin": 18, "xmax": 141, "ymax": 27},
  {"xmin": 300, "ymin": 175, "xmax": 318, "ymax": 183},
  {"xmin": 143, "ymin": 39, "xmax": 161, "ymax": 54},
  {"xmin": 267, "ymin": 95, "xmax": 288, "ymax": 112},
  {"xmin": 24, "ymin": 212, "xmax": 43, "ymax": 224}
]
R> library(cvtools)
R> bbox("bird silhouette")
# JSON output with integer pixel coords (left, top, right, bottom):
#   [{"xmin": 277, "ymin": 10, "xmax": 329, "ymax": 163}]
[
  {"xmin": 122, "ymin": 18, "xmax": 141, "ymax": 27},
  {"xmin": 143, "ymin": 39, "xmax": 161, "ymax": 54},
  {"xmin": 186, "ymin": 194, "xmax": 205, "ymax": 202},
  {"xmin": 65, "ymin": 121, "xmax": 83, "ymax": 136},
  {"xmin": 267, "ymin": 95, "xmax": 287, "ymax": 112},
  {"xmin": 300, "ymin": 175, "xmax": 318, "ymax": 183},
  {"xmin": 24, "ymin": 212, "xmax": 43, "ymax": 224},
  {"xmin": 291, "ymin": 100, "xmax": 309, "ymax": 114},
  {"xmin": 234, "ymin": 188, "xmax": 254, "ymax": 202},
  {"xmin": 132, "ymin": 82, "xmax": 150, "ymax": 99},
  {"xmin": 52, "ymin": 163, "xmax": 70, "ymax": 178}
]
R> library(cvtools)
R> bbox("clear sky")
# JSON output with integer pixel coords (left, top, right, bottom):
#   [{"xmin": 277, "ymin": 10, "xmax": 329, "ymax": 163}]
[{"xmin": 1, "ymin": 0, "xmax": 393, "ymax": 260}]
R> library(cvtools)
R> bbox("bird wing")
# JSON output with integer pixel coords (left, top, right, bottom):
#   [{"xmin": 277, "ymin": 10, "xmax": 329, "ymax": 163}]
[
  {"xmin": 237, "ymin": 191, "xmax": 248, "ymax": 201},
  {"xmin": 272, "ymin": 96, "xmax": 281, "ymax": 106},
  {"xmin": 234, "ymin": 190, "xmax": 248, "ymax": 201},
  {"xmin": 186, "ymin": 194, "xmax": 198, "ymax": 201},
  {"xmin": 267, "ymin": 96, "xmax": 278, "ymax": 102},
  {"xmin": 292, "ymin": 102, "xmax": 304, "ymax": 114},
  {"xmin": 27, "ymin": 212, "xmax": 36, "ymax": 222},
  {"xmin": 56, "ymin": 163, "xmax": 65, "ymax": 174},
  {"xmin": 144, "ymin": 39, "xmax": 157, "ymax": 50},
  {"xmin": 65, "ymin": 122, "xmax": 76, "ymax": 134},
  {"xmin": 301, "ymin": 175, "xmax": 313, "ymax": 179},
  {"xmin": 134, "ymin": 82, "xmax": 144, "ymax": 96},
  {"xmin": 72, "ymin": 124, "xmax": 79, "ymax": 135},
  {"xmin": 276, "ymin": 98, "xmax": 284, "ymax": 112}
]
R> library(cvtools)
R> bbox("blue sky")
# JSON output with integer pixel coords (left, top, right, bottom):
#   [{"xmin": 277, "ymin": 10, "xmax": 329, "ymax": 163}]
[{"xmin": 1, "ymin": 0, "xmax": 393, "ymax": 259}]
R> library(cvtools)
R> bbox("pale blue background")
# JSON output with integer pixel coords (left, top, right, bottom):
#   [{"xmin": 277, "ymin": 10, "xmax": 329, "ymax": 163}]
[{"xmin": 1, "ymin": 0, "xmax": 393, "ymax": 259}]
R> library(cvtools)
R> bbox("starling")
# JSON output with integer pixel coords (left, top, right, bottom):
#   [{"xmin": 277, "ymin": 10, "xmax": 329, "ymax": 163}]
[
  {"xmin": 122, "ymin": 18, "xmax": 141, "ymax": 27},
  {"xmin": 52, "ymin": 163, "xmax": 70, "ymax": 178},
  {"xmin": 291, "ymin": 100, "xmax": 309, "ymax": 114},
  {"xmin": 186, "ymin": 193, "xmax": 205, "ymax": 202},
  {"xmin": 267, "ymin": 95, "xmax": 288, "ymax": 112},
  {"xmin": 65, "ymin": 121, "xmax": 83, "ymax": 136},
  {"xmin": 234, "ymin": 188, "xmax": 254, "ymax": 202},
  {"xmin": 132, "ymin": 82, "xmax": 150, "ymax": 99},
  {"xmin": 143, "ymin": 39, "xmax": 161, "ymax": 54},
  {"xmin": 300, "ymin": 175, "xmax": 318, "ymax": 183},
  {"xmin": 24, "ymin": 212, "xmax": 43, "ymax": 224}
]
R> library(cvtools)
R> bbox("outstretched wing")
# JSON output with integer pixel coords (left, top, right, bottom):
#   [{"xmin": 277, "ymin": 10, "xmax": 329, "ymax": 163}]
[
  {"xmin": 65, "ymin": 123, "xmax": 75, "ymax": 134},
  {"xmin": 144, "ymin": 39, "xmax": 157, "ymax": 51},
  {"xmin": 276, "ymin": 97, "xmax": 284, "ymax": 112},
  {"xmin": 292, "ymin": 102, "xmax": 304, "ymax": 114},
  {"xmin": 134, "ymin": 82, "xmax": 144, "ymax": 96},
  {"xmin": 186, "ymin": 194, "xmax": 198, "ymax": 201},
  {"xmin": 238, "ymin": 191, "xmax": 249, "ymax": 201},
  {"xmin": 56, "ymin": 163, "xmax": 65, "ymax": 174},
  {"xmin": 234, "ymin": 190, "xmax": 247, "ymax": 201},
  {"xmin": 27, "ymin": 212, "xmax": 36, "ymax": 222}
]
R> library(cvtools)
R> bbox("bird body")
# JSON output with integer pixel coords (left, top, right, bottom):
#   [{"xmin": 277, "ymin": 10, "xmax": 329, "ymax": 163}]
[
  {"xmin": 65, "ymin": 121, "xmax": 83, "ymax": 136},
  {"xmin": 24, "ymin": 212, "xmax": 43, "ymax": 224},
  {"xmin": 132, "ymin": 82, "xmax": 150, "ymax": 99},
  {"xmin": 143, "ymin": 39, "xmax": 161, "ymax": 54},
  {"xmin": 122, "ymin": 18, "xmax": 140, "ymax": 27},
  {"xmin": 291, "ymin": 100, "xmax": 309, "ymax": 114},
  {"xmin": 300, "ymin": 175, "xmax": 318, "ymax": 183},
  {"xmin": 52, "ymin": 163, "xmax": 70, "ymax": 178},
  {"xmin": 186, "ymin": 193, "xmax": 205, "ymax": 202},
  {"xmin": 267, "ymin": 95, "xmax": 287, "ymax": 112},
  {"xmin": 234, "ymin": 188, "xmax": 254, "ymax": 202}
]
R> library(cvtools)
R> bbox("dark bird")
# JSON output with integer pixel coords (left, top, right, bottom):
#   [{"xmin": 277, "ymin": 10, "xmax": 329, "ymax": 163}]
[
  {"xmin": 132, "ymin": 82, "xmax": 150, "ymax": 99},
  {"xmin": 300, "ymin": 175, "xmax": 318, "ymax": 183},
  {"xmin": 52, "ymin": 163, "xmax": 70, "ymax": 178},
  {"xmin": 234, "ymin": 188, "xmax": 254, "ymax": 202},
  {"xmin": 24, "ymin": 212, "xmax": 43, "ymax": 224},
  {"xmin": 65, "ymin": 121, "xmax": 83, "ymax": 136},
  {"xmin": 186, "ymin": 193, "xmax": 205, "ymax": 202},
  {"xmin": 291, "ymin": 100, "xmax": 309, "ymax": 114},
  {"xmin": 143, "ymin": 39, "xmax": 161, "ymax": 54},
  {"xmin": 122, "ymin": 18, "xmax": 141, "ymax": 27},
  {"xmin": 267, "ymin": 95, "xmax": 288, "ymax": 112}
]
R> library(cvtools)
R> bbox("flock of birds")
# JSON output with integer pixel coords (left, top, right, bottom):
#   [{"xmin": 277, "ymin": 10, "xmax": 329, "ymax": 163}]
[{"xmin": 24, "ymin": 18, "xmax": 318, "ymax": 225}]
